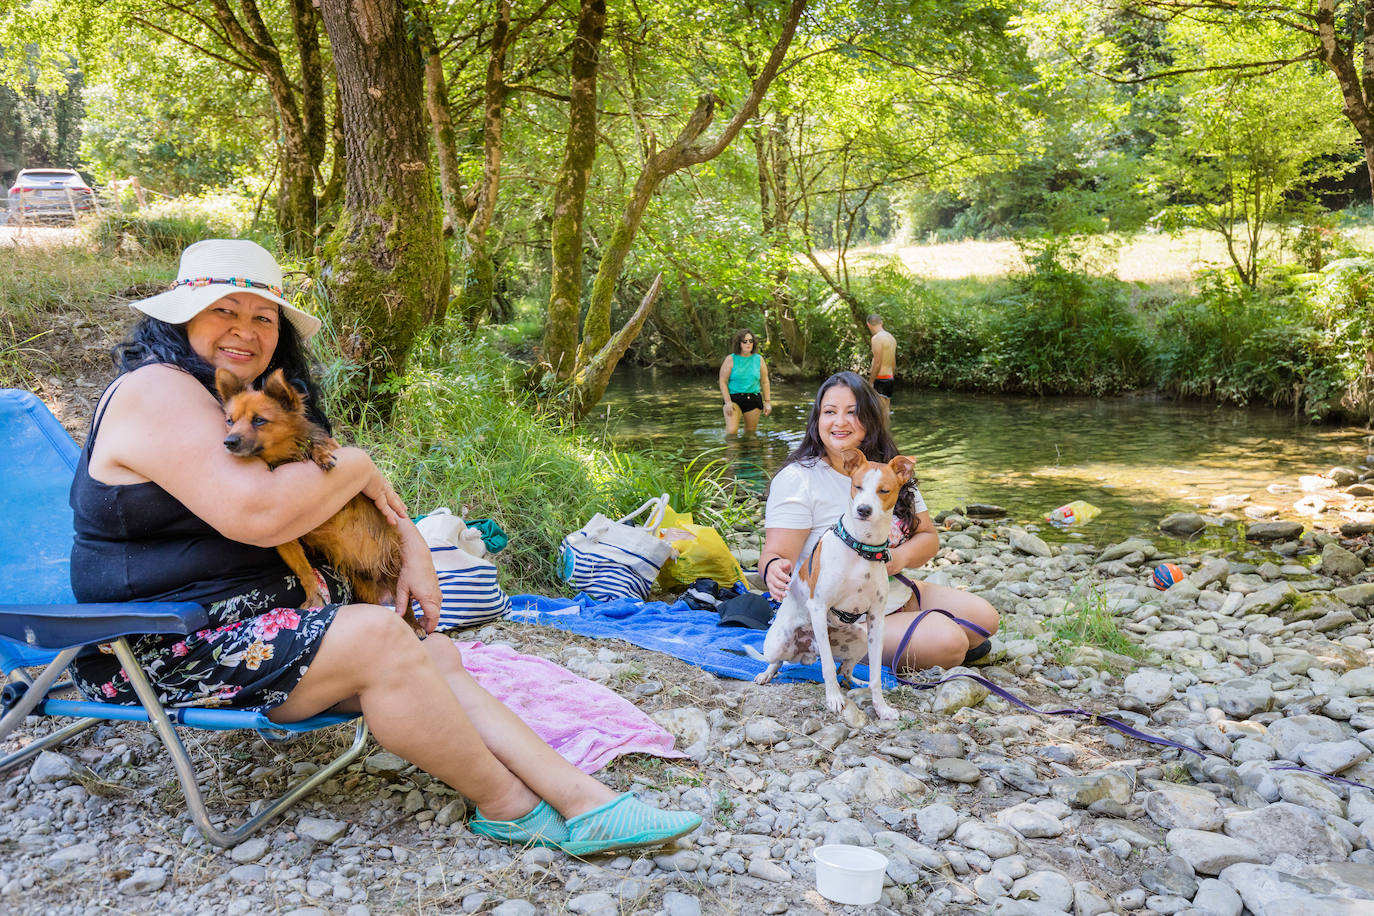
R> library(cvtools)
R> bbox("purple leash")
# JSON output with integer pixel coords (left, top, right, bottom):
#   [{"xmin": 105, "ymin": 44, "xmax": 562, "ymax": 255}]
[
  {"xmin": 888, "ymin": 574, "xmax": 1371, "ymax": 789},
  {"xmin": 890, "ymin": 573, "xmax": 1202, "ymax": 758}
]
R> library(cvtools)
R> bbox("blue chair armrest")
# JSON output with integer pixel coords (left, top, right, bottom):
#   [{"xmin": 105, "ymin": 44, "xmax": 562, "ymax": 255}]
[{"xmin": 0, "ymin": 602, "xmax": 209, "ymax": 651}]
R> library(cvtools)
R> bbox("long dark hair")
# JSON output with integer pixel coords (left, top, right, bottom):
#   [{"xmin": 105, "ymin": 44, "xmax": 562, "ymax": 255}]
[
  {"xmin": 730, "ymin": 328, "xmax": 758, "ymax": 355},
  {"xmin": 779, "ymin": 370, "xmax": 921, "ymax": 528},
  {"xmin": 113, "ymin": 313, "xmax": 332, "ymax": 432}
]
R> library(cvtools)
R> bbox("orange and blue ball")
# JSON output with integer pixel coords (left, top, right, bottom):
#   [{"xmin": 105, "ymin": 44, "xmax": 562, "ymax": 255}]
[{"xmin": 1151, "ymin": 563, "xmax": 1185, "ymax": 590}]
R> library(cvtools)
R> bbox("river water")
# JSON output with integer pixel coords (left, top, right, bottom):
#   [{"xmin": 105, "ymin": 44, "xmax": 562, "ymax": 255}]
[{"xmin": 595, "ymin": 370, "xmax": 1374, "ymax": 545}]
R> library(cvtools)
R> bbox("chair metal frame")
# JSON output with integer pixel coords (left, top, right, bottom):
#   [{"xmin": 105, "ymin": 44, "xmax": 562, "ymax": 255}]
[{"xmin": 0, "ymin": 388, "xmax": 370, "ymax": 848}]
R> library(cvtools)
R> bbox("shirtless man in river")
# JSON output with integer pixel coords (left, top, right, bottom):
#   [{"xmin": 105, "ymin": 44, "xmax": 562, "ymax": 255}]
[{"xmin": 867, "ymin": 313, "xmax": 896, "ymax": 420}]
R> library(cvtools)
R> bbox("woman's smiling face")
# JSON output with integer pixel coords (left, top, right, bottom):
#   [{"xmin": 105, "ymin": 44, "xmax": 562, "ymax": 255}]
[
  {"xmin": 817, "ymin": 384, "xmax": 864, "ymax": 464},
  {"xmin": 185, "ymin": 293, "xmax": 281, "ymax": 383}
]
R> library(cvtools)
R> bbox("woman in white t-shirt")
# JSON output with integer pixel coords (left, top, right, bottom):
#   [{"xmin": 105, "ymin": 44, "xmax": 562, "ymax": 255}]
[{"xmin": 759, "ymin": 372, "xmax": 998, "ymax": 673}]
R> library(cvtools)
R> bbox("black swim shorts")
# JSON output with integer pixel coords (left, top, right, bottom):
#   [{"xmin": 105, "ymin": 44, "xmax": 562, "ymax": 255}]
[
  {"xmin": 730, "ymin": 392, "xmax": 764, "ymax": 413},
  {"xmin": 872, "ymin": 377, "xmax": 894, "ymax": 398}
]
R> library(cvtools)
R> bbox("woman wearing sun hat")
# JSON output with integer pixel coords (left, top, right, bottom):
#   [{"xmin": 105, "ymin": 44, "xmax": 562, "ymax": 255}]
[{"xmin": 68, "ymin": 239, "xmax": 701, "ymax": 855}]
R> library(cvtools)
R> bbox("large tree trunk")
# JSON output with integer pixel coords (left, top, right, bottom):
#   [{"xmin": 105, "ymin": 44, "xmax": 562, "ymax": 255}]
[
  {"xmin": 544, "ymin": 0, "xmax": 605, "ymax": 379},
  {"xmin": 456, "ymin": 0, "xmax": 513, "ymax": 327},
  {"xmin": 318, "ymin": 0, "xmax": 447, "ymax": 415},
  {"xmin": 569, "ymin": 274, "xmax": 663, "ymax": 421},
  {"xmin": 753, "ymin": 114, "xmax": 803, "ymax": 365}
]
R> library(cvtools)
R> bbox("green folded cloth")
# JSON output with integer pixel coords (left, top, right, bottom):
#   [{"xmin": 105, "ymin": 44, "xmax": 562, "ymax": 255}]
[{"xmin": 466, "ymin": 518, "xmax": 509, "ymax": 554}]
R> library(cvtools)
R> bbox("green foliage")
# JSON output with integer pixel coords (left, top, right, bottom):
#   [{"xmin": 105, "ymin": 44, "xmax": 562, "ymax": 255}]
[
  {"xmin": 319, "ymin": 328, "xmax": 722, "ymax": 593},
  {"xmin": 86, "ymin": 192, "xmax": 260, "ymax": 254},
  {"xmin": 1050, "ymin": 583, "xmax": 1142, "ymax": 661}
]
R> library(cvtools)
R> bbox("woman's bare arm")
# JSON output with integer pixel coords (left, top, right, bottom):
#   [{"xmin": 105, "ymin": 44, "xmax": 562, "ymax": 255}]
[
  {"xmin": 92, "ymin": 365, "xmax": 398, "ymax": 547},
  {"xmin": 886, "ymin": 510, "xmax": 939, "ymax": 575},
  {"xmin": 759, "ymin": 526, "xmax": 809, "ymax": 598}
]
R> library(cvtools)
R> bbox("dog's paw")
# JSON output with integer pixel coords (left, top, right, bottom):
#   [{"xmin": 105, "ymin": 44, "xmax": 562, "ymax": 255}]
[
  {"xmin": 825, "ymin": 692, "xmax": 847, "ymax": 715},
  {"xmin": 872, "ymin": 701, "xmax": 900, "ymax": 721},
  {"xmin": 753, "ymin": 672, "xmax": 772, "ymax": 686}
]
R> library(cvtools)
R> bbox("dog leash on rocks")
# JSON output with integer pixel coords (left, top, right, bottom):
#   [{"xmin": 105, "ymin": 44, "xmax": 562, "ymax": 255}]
[
  {"xmin": 888, "ymin": 576, "xmax": 1374, "ymax": 791},
  {"xmin": 889, "ymin": 574, "xmax": 1204, "ymax": 760}
]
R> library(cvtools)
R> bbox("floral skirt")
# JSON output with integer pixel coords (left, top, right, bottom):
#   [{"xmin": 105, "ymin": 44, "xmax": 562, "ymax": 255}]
[{"xmin": 72, "ymin": 569, "xmax": 349, "ymax": 713}]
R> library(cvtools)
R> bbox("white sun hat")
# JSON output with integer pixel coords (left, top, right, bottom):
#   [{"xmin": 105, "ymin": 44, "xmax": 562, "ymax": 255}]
[{"xmin": 130, "ymin": 239, "xmax": 322, "ymax": 340}]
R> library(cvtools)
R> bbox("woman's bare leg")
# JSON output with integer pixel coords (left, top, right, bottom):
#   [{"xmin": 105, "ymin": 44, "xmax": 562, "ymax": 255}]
[
  {"xmin": 422, "ymin": 637, "xmax": 618, "ymax": 818},
  {"xmin": 883, "ymin": 582, "xmax": 999, "ymax": 672},
  {"xmin": 723, "ymin": 402, "xmax": 740, "ymax": 436},
  {"xmin": 742, "ymin": 407, "xmax": 762, "ymax": 434},
  {"xmin": 267, "ymin": 604, "xmax": 539, "ymax": 820}
]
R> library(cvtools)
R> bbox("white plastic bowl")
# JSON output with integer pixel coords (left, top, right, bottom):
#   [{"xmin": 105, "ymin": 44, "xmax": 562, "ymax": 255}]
[{"xmin": 814, "ymin": 844, "xmax": 888, "ymax": 906}]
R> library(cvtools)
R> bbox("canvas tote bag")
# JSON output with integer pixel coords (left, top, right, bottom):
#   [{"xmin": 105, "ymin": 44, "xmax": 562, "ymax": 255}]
[
  {"xmin": 416, "ymin": 508, "xmax": 511, "ymax": 630},
  {"xmin": 559, "ymin": 495, "xmax": 674, "ymax": 601}
]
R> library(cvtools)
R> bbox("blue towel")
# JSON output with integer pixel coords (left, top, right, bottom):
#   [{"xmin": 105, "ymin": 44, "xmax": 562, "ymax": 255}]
[{"xmin": 509, "ymin": 593, "xmax": 897, "ymax": 688}]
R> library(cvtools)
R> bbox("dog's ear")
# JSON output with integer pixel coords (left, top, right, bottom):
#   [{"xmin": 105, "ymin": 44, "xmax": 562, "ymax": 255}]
[
  {"xmin": 890, "ymin": 455, "xmax": 914, "ymax": 483},
  {"xmin": 841, "ymin": 448, "xmax": 866, "ymax": 475},
  {"xmin": 262, "ymin": 369, "xmax": 303, "ymax": 412},
  {"xmin": 215, "ymin": 368, "xmax": 245, "ymax": 402}
]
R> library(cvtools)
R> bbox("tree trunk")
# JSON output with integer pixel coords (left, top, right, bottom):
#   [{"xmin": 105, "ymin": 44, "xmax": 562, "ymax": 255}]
[
  {"xmin": 318, "ymin": 0, "xmax": 447, "ymax": 415},
  {"xmin": 575, "ymin": 0, "xmax": 806, "ymax": 380},
  {"xmin": 570, "ymin": 273, "xmax": 663, "ymax": 421},
  {"xmin": 456, "ymin": 0, "xmax": 512, "ymax": 326},
  {"xmin": 544, "ymin": 0, "xmax": 605, "ymax": 379},
  {"xmin": 416, "ymin": 9, "xmax": 471, "ymax": 239},
  {"xmin": 1316, "ymin": 0, "xmax": 1374, "ymax": 207},
  {"xmin": 676, "ymin": 275, "xmax": 712, "ymax": 353},
  {"xmin": 754, "ymin": 115, "xmax": 802, "ymax": 364},
  {"xmin": 209, "ymin": 0, "xmax": 318, "ymax": 255}
]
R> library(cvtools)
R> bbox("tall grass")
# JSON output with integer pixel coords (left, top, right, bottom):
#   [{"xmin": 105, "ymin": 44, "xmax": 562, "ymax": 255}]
[{"xmin": 315, "ymin": 327, "xmax": 745, "ymax": 593}]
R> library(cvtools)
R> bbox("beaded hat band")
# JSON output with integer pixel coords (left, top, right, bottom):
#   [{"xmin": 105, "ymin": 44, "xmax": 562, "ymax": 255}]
[{"xmin": 170, "ymin": 277, "xmax": 285, "ymax": 299}]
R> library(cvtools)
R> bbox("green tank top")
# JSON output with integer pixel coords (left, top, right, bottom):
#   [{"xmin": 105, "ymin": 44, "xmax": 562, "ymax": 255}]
[{"xmin": 728, "ymin": 353, "xmax": 761, "ymax": 394}]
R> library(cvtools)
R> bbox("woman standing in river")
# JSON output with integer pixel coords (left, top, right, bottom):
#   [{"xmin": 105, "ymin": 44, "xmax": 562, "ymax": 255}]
[{"xmin": 719, "ymin": 328, "xmax": 771, "ymax": 436}]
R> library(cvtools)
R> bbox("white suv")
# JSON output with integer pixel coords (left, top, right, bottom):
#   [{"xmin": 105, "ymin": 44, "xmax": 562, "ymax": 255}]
[{"xmin": 6, "ymin": 169, "xmax": 96, "ymax": 222}]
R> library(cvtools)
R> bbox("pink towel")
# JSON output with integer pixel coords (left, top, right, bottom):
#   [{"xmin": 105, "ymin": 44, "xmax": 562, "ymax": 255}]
[{"xmin": 457, "ymin": 641, "xmax": 685, "ymax": 774}]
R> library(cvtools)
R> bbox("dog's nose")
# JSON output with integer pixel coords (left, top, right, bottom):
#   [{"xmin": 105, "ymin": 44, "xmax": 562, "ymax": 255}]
[
  {"xmin": 856, "ymin": 504, "xmax": 872, "ymax": 519},
  {"xmin": 223, "ymin": 434, "xmax": 242, "ymax": 452}
]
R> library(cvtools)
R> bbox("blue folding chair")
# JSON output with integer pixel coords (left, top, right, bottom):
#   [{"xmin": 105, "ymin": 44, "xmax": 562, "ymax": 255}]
[{"xmin": 0, "ymin": 389, "xmax": 369, "ymax": 847}]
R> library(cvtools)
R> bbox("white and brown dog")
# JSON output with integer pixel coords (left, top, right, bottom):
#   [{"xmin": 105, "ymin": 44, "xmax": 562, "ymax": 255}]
[{"xmin": 753, "ymin": 449, "xmax": 914, "ymax": 720}]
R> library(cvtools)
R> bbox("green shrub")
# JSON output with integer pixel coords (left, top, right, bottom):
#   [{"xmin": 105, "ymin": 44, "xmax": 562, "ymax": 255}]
[{"xmin": 86, "ymin": 192, "xmax": 260, "ymax": 255}]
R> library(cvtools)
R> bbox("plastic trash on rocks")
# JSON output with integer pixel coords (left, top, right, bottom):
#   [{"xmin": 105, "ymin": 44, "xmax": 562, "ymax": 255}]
[{"xmin": 1046, "ymin": 500, "xmax": 1101, "ymax": 527}]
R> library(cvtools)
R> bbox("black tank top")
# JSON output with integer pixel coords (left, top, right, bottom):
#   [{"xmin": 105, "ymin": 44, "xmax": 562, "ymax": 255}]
[{"xmin": 70, "ymin": 376, "xmax": 293, "ymax": 607}]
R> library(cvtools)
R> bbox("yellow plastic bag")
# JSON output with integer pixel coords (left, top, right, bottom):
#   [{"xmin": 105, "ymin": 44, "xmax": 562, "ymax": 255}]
[
  {"xmin": 1045, "ymin": 500, "xmax": 1101, "ymax": 527},
  {"xmin": 655, "ymin": 505, "xmax": 747, "ymax": 589}
]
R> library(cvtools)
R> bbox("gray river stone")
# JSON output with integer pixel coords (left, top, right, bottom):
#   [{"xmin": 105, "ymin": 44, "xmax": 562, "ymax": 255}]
[
  {"xmin": 1333, "ymin": 583, "xmax": 1374, "ymax": 607},
  {"xmin": 28, "ymin": 751, "xmax": 79, "ymax": 785},
  {"xmin": 917, "ymin": 803, "xmax": 959, "ymax": 841},
  {"xmin": 1190, "ymin": 558, "xmax": 1231, "ymax": 588},
  {"xmin": 1320, "ymin": 543, "xmax": 1365, "ymax": 578},
  {"xmin": 1009, "ymin": 871, "xmax": 1074, "ymax": 912},
  {"xmin": 1144, "ymin": 785, "xmax": 1224, "ymax": 831},
  {"xmin": 1124, "ymin": 670, "xmax": 1174, "ymax": 706},
  {"xmin": 955, "ymin": 821, "xmax": 1020, "ymax": 858},
  {"xmin": 1218, "ymin": 862, "xmax": 1370, "ymax": 916},
  {"xmin": 1298, "ymin": 739, "xmax": 1370, "ymax": 774},
  {"xmin": 1160, "ymin": 513, "xmax": 1207, "ymax": 536},
  {"xmin": 1192, "ymin": 877, "xmax": 1243, "ymax": 916},
  {"xmin": 1010, "ymin": 529, "xmax": 1053, "ymax": 558},
  {"xmin": 1223, "ymin": 802, "xmax": 1352, "ymax": 863},
  {"xmin": 932, "ymin": 670, "xmax": 990, "ymax": 714},
  {"xmin": 1048, "ymin": 770, "xmax": 1133, "ymax": 809},
  {"xmin": 1246, "ymin": 520, "xmax": 1304, "ymax": 541},
  {"xmin": 1217, "ymin": 677, "xmax": 1274, "ymax": 718},
  {"xmin": 1266, "ymin": 715, "xmax": 1347, "ymax": 758},
  {"xmin": 1166, "ymin": 829, "xmax": 1263, "ymax": 875},
  {"xmin": 995, "ymin": 803, "xmax": 1064, "ymax": 839}
]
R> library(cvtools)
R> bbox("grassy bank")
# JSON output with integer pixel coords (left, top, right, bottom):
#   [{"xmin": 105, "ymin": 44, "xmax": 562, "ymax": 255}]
[{"xmin": 640, "ymin": 238, "xmax": 1374, "ymax": 424}]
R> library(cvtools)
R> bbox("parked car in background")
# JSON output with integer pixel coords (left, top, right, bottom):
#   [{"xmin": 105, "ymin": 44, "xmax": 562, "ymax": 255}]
[{"xmin": 6, "ymin": 169, "xmax": 96, "ymax": 222}]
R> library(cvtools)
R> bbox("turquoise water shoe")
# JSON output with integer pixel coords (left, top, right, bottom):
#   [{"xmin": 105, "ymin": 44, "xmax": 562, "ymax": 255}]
[
  {"xmin": 560, "ymin": 793, "xmax": 702, "ymax": 857},
  {"xmin": 468, "ymin": 800, "xmax": 569, "ymax": 848}
]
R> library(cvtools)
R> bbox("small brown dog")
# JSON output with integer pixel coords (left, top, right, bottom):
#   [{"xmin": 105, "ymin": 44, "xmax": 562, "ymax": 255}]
[{"xmin": 215, "ymin": 368, "xmax": 420, "ymax": 633}]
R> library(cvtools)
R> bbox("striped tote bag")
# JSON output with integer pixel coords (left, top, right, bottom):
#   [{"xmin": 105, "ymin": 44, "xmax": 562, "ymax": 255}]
[
  {"xmin": 559, "ymin": 496, "xmax": 674, "ymax": 602},
  {"xmin": 431, "ymin": 544, "xmax": 510, "ymax": 631}
]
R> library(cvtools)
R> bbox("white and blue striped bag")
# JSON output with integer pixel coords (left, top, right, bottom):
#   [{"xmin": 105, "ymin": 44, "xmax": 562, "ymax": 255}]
[
  {"xmin": 417, "ymin": 509, "xmax": 511, "ymax": 631},
  {"xmin": 559, "ymin": 495, "xmax": 674, "ymax": 602},
  {"xmin": 431, "ymin": 544, "xmax": 510, "ymax": 630}
]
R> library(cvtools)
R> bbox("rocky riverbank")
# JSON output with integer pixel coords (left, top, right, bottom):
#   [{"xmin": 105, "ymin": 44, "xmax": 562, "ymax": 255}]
[{"xmin": 4, "ymin": 461, "xmax": 1374, "ymax": 916}]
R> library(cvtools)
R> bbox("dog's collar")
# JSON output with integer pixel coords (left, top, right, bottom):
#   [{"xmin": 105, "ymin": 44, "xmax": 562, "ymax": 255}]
[
  {"xmin": 831, "ymin": 608, "xmax": 866, "ymax": 624},
  {"xmin": 831, "ymin": 518, "xmax": 889, "ymax": 562}
]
